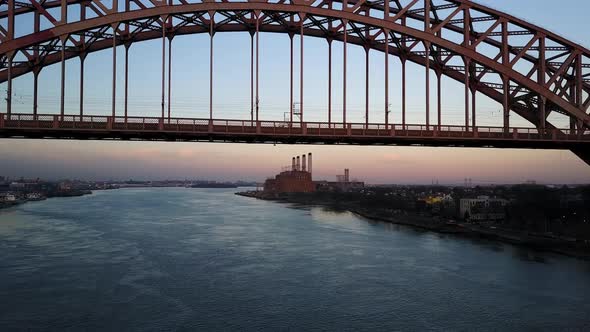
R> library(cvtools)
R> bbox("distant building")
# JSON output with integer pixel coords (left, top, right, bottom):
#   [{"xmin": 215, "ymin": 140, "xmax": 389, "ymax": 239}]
[
  {"xmin": 26, "ymin": 192, "xmax": 44, "ymax": 201},
  {"xmin": 315, "ymin": 168, "xmax": 364, "ymax": 192},
  {"xmin": 9, "ymin": 182, "xmax": 26, "ymax": 190},
  {"xmin": 263, "ymin": 153, "xmax": 315, "ymax": 194},
  {"xmin": 0, "ymin": 193, "xmax": 17, "ymax": 202},
  {"xmin": 9, "ymin": 181, "xmax": 41, "ymax": 191},
  {"xmin": 58, "ymin": 182, "xmax": 72, "ymax": 191},
  {"xmin": 460, "ymin": 196, "xmax": 508, "ymax": 221}
]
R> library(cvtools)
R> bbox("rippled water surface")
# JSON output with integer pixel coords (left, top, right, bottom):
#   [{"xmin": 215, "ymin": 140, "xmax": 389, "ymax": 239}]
[{"xmin": 1, "ymin": 188, "xmax": 589, "ymax": 331}]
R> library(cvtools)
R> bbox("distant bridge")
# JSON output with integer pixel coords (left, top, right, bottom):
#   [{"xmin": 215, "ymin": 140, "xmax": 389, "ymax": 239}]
[{"xmin": 1, "ymin": 0, "xmax": 590, "ymax": 163}]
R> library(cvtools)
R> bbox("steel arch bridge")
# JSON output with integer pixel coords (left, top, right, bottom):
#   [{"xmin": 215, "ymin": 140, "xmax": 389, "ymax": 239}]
[{"xmin": 1, "ymin": 0, "xmax": 589, "ymax": 163}]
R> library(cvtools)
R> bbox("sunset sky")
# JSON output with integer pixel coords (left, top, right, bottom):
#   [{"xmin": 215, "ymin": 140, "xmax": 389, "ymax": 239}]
[{"xmin": 1, "ymin": 0, "xmax": 590, "ymax": 184}]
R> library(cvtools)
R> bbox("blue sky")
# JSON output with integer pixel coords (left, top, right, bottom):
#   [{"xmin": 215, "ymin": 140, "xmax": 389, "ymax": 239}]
[{"xmin": 1, "ymin": 0, "xmax": 590, "ymax": 183}]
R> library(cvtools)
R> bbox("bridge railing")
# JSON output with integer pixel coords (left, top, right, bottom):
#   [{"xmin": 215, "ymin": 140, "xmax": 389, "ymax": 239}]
[{"xmin": 0, "ymin": 113, "xmax": 588, "ymax": 142}]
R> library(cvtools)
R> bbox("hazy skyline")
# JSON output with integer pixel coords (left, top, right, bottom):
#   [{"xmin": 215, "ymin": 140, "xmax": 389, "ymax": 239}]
[
  {"xmin": 1, "ymin": 0, "xmax": 590, "ymax": 184},
  {"xmin": 1, "ymin": 139, "xmax": 588, "ymax": 185}
]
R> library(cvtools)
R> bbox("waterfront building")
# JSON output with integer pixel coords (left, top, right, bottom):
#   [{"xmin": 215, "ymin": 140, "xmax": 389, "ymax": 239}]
[
  {"xmin": 460, "ymin": 196, "xmax": 508, "ymax": 221},
  {"xmin": 0, "ymin": 193, "xmax": 17, "ymax": 202},
  {"xmin": 26, "ymin": 192, "xmax": 44, "ymax": 201}
]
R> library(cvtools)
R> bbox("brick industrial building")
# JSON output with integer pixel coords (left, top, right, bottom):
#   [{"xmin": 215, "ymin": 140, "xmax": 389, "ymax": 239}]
[{"xmin": 264, "ymin": 153, "xmax": 315, "ymax": 194}]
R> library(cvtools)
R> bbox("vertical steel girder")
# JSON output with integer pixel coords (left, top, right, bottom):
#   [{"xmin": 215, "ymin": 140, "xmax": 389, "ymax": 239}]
[
  {"xmin": 6, "ymin": 52, "xmax": 13, "ymax": 115},
  {"xmin": 365, "ymin": 47, "xmax": 369, "ymax": 126},
  {"xmin": 124, "ymin": 45, "xmax": 129, "ymax": 120},
  {"xmin": 255, "ymin": 13, "xmax": 259, "ymax": 122},
  {"xmin": 299, "ymin": 18, "xmax": 304, "ymax": 124},
  {"xmin": 112, "ymin": 25, "xmax": 117, "ymax": 118},
  {"xmin": 342, "ymin": 19, "xmax": 347, "ymax": 125},
  {"xmin": 437, "ymin": 71, "xmax": 442, "ymax": 129},
  {"xmin": 328, "ymin": 39, "xmax": 332, "ymax": 125},
  {"xmin": 60, "ymin": 38, "xmax": 66, "ymax": 119},
  {"xmin": 425, "ymin": 42, "xmax": 430, "ymax": 130},
  {"xmin": 384, "ymin": 29, "xmax": 389, "ymax": 127},
  {"xmin": 250, "ymin": 31, "xmax": 254, "ymax": 122},
  {"xmin": 401, "ymin": 58, "xmax": 406, "ymax": 128},
  {"xmin": 161, "ymin": 21, "xmax": 166, "ymax": 119},
  {"xmin": 209, "ymin": 16, "xmax": 214, "ymax": 121},
  {"xmin": 168, "ymin": 38, "xmax": 172, "ymax": 120}
]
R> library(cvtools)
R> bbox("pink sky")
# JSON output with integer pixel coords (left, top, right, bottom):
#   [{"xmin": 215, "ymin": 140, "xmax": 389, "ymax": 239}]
[
  {"xmin": 0, "ymin": 1, "xmax": 589, "ymax": 184},
  {"xmin": 0, "ymin": 139, "xmax": 588, "ymax": 184}
]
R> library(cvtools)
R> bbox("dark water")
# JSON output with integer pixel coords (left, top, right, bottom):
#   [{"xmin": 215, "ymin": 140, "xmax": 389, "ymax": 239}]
[{"xmin": 1, "ymin": 188, "xmax": 589, "ymax": 331}]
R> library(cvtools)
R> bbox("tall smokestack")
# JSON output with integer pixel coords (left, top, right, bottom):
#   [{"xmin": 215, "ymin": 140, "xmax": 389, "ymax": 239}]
[
  {"xmin": 296, "ymin": 156, "xmax": 300, "ymax": 171},
  {"xmin": 345, "ymin": 169, "xmax": 350, "ymax": 182},
  {"xmin": 308, "ymin": 153, "xmax": 312, "ymax": 176},
  {"xmin": 302, "ymin": 154, "xmax": 306, "ymax": 172},
  {"xmin": 292, "ymin": 157, "xmax": 296, "ymax": 171}
]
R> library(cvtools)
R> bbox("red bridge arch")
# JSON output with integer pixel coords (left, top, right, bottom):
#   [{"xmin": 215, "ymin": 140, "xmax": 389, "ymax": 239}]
[{"xmin": 1, "ymin": 0, "xmax": 589, "ymax": 163}]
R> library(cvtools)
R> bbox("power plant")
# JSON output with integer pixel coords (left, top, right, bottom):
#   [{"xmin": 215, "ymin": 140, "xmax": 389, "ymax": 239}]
[
  {"xmin": 263, "ymin": 153, "xmax": 315, "ymax": 194},
  {"xmin": 262, "ymin": 153, "xmax": 364, "ymax": 195}
]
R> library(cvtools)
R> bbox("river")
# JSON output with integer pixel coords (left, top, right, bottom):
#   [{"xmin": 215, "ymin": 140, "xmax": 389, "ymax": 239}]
[{"xmin": 0, "ymin": 188, "xmax": 589, "ymax": 331}]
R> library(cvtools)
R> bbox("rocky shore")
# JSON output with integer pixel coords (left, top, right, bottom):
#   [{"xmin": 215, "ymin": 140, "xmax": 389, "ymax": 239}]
[{"xmin": 236, "ymin": 190, "xmax": 590, "ymax": 260}]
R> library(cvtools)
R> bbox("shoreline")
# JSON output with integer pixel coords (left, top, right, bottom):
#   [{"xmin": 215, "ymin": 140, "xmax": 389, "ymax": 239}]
[
  {"xmin": 236, "ymin": 191, "xmax": 590, "ymax": 261},
  {"xmin": 0, "ymin": 190, "xmax": 93, "ymax": 210}
]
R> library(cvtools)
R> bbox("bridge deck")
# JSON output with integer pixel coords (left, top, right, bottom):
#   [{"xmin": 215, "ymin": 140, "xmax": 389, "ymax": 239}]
[{"xmin": 1, "ymin": 113, "xmax": 589, "ymax": 149}]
